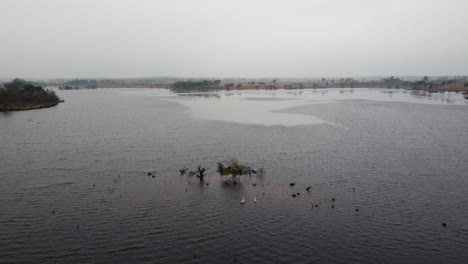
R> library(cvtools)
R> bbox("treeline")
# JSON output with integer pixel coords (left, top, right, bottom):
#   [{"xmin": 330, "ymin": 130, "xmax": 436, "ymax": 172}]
[
  {"xmin": 307, "ymin": 76, "xmax": 468, "ymax": 91},
  {"xmin": 171, "ymin": 80, "xmax": 221, "ymax": 92},
  {"xmin": 168, "ymin": 76, "xmax": 468, "ymax": 92},
  {"xmin": 28, "ymin": 76, "xmax": 468, "ymax": 92},
  {"xmin": 59, "ymin": 79, "xmax": 98, "ymax": 89},
  {"xmin": 64, "ymin": 79, "xmax": 98, "ymax": 86},
  {"xmin": 0, "ymin": 78, "xmax": 60, "ymax": 110}
]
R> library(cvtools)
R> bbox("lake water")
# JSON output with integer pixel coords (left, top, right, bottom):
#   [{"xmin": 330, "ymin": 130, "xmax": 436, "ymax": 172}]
[{"xmin": 1, "ymin": 88, "xmax": 467, "ymax": 263}]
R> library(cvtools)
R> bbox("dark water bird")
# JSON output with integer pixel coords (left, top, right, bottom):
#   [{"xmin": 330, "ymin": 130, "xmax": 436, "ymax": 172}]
[
  {"xmin": 76, "ymin": 226, "xmax": 79, "ymax": 229},
  {"xmin": 315, "ymin": 204, "xmax": 318, "ymax": 208},
  {"xmin": 52, "ymin": 211, "xmax": 55, "ymax": 214},
  {"xmin": 355, "ymin": 208, "xmax": 359, "ymax": 212},
  {"xmin": 252, "ymin": 183, "xmax": 257, "ymax": 187},
  {"xmin": 332, "ymin": 205, "xmax": 335, "ymax": 208},
  {"xmin": 152, "ymin": 175, "xmax": 155, "ymax": 178},
  {"xmin": 442, "ymin": 223, "xmax": 447, "ymax": 227},
  {"xmin": 233, "ymin": 181, "xmax": 237, "ymax": 185},
  {"xmin": 297, "ymin": 192, "xmax": 300, "ymax": 196},
  {"xmin": 306, "ymin": 186, "xmax": 311, "ymax": 191},
  {"xmin": 289, "ymin": 182, "xmax": 295, "ymax": 187},
  {"xmin": 147, "ymin": 172, "xmax": 152, "ymax": 176},
  {"xmin": 93, "ymin": 184, "xmax": 95, "ymax": 187},
  {"xmin": 206, "ymin": 183, "xmax": 209, "ymax": 186},
  {"xmin": 332, "ymin": 198, "xmax": 336, "ymax": 202},
  {"xmin": 292, "ymin": 194, "xmax": 297, "ymax": 198}
]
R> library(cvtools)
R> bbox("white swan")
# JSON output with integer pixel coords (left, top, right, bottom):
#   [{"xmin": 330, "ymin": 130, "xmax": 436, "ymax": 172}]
[
  {"xmin": 253, "ymin": 196, "xmax": 257, "ymax": 203},
  {"xmin": 240, "ymin": 197, "xmax": 245, "ymax": 204}
]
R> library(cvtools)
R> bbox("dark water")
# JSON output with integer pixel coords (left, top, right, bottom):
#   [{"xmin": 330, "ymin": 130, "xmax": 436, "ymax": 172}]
[{"xmin": 1, "ymin": 88, "xmax": 467, "ymax": 264}]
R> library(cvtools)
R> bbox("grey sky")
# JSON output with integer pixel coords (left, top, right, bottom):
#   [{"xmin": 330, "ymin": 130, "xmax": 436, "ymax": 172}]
[{"xmin": 1, "ymin": 0, "xmax": 467, "ymax": 78}]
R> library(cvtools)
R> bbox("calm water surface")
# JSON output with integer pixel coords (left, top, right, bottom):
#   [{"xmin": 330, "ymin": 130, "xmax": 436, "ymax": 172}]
[{"xmin": 1, "ymin": 88, "xmax": 467, "ymax": 263}]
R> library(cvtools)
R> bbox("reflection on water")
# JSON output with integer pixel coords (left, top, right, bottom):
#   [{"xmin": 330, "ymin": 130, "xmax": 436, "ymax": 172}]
[
  {"xmin": 157, "ymin": 88, "xmax": 467, "ymax": 126},
  {"xmin": 168, "ymin": 93, "xmax": 330, "ymax": 126},
  {"xmin": 177, "ymin": 93, "xmax": 221, "ymax": 99},
  {"xmin": 408, "ymin": 90, "xmax": 463, "ymax": 103}
]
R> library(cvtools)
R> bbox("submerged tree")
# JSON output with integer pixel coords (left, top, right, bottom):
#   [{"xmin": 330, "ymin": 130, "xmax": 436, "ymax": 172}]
[
  {"xmin": 179, "ymin": 167, "xmax": 188, "ymax": 176},
  {"xmin": 186, "ymin": 165, "xmax": 208, "ymax": 182},
  {"xmin": 196, "ymin": 165, "xmax": 208, "ymax": 181},
  {"xmin": 182, "ymin": 160, "xmax": 262, "ymax": 183},
  {"xmin": 217, "ymin": 162, "xmax": 225, "ymax": 175}
]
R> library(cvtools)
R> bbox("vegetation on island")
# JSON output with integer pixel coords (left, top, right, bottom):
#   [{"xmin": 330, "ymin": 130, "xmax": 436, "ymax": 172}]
[
  {"xmin": 0, "ymin": 78, "xmax": 61, "ymax": 111},
  {"xmin": 217, "ymin": 160, "xmax": 257, "ymax": 177},
  {"xmin": 180, "ymin": 160, "xmax": 263, "ymax": 183}
]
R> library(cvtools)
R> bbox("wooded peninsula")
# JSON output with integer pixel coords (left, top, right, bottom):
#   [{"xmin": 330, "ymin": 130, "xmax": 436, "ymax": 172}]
[{"xmin": 0, "ymin": 79, "xmax": 61, "ymax": 111}]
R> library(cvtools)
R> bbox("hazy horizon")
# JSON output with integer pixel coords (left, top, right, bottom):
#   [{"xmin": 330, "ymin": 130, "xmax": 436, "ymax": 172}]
[
  {"xmin": 1, "ymin": 0, "xmax": 467, "ymax": 79},
  {"xmin": 2, "ymin": 75, "xmax": 466, "ymax": 83}
]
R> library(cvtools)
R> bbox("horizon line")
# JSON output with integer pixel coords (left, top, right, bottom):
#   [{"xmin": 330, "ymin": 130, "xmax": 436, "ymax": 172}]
[{"xmin": 1, "ymin": 75, "xmax": 468, "ymax": 81}]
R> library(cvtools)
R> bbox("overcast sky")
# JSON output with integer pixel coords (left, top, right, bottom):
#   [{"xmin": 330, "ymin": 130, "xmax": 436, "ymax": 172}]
[{"xmin": 1, "ymin": 0, "xmax": 467, "ymax": 79}]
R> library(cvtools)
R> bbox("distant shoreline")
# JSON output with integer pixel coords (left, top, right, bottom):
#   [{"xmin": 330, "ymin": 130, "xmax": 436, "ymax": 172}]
[
  {"xmin": 30, "ymin": 76, "xmax": 466, "ymax": 93},
  {"xmin": 93, "ymin": 84, "xmax": 468, "ymax": 93}
]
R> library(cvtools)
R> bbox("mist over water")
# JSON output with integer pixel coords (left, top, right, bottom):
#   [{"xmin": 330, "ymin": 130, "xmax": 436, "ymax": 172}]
[{"xmin": 1, "ymin": 88, "xmax": 467, "ymax": 263}]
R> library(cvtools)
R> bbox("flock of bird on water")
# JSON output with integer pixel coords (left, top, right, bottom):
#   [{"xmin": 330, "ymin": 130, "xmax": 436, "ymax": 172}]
[
  {"xmin": 239, "ymin": 182, "xmax": 337, "ymax": 206},
  {"xmin": 152, "ymin": 170, "xmax": 449, "ymax": 263},
  {"xmin": 43, "ymin": 169, "xmax": 449, "ymax": 263},
  {"xmin": 54, "ymin": 170, "xmax": 447, "ymax": 234},
  {"xmin": 145, "ymin": 171, "xmax": 448, "ymax": 229}
]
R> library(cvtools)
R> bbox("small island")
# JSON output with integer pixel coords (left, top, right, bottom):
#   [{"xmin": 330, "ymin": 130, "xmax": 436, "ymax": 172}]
[{"xmin": 0, "ymin": 78, "xmax": 61, "ymax": 111}]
